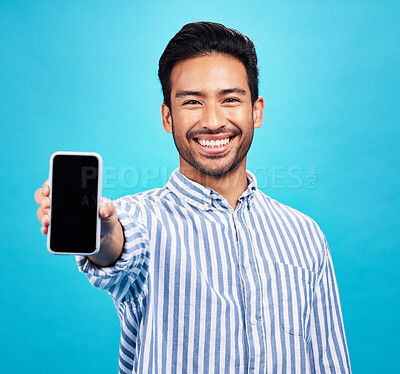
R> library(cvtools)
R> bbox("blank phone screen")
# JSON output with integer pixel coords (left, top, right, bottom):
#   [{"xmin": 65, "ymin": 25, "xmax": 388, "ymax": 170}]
[{"xmin": 50, "ymin": 155, "xmax": 99, "ymax": 253}]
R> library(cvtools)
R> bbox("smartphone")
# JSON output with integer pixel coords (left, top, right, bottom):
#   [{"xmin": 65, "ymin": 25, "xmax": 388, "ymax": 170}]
[{"xmin": 47, "ymin": 151, "xmax": 102, "ymax": 255}]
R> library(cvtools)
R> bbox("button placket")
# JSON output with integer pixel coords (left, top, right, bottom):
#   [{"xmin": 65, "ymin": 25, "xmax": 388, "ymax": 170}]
[{"xmin": 233, "ymin": 206, "xmax": 266, "ymax": 368}]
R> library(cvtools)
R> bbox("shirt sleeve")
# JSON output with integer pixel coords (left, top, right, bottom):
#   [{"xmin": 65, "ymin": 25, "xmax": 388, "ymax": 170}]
[
  {"xmin": 75, "ymin": 195, "xmax": 150, "ymax": 303},
  {"xmin": 308, "ymin": 236, "xmax": 352, "ymax": 373}
]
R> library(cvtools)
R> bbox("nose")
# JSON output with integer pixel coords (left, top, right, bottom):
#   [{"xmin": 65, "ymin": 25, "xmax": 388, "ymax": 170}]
[{"xmin": 202, "ymin": 102, "xmax": 226, "ymax": 130}]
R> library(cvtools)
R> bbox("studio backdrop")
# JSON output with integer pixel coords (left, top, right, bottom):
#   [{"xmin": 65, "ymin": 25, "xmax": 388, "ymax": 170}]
[{"xmin": 0, "ymin": 1, "xmax": 399, "ymax": 373}]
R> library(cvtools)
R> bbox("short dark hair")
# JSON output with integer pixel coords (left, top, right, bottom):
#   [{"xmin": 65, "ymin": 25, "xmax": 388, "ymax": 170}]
[{"xmin": 158, "ymin": 21, "xmax": 259, "ymax": 109}]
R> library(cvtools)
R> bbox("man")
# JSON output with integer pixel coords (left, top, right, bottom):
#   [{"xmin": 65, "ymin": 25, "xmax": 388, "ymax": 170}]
[{"xmin": 35, "ymin": 21, "xmax": 351, "ymax": 373}]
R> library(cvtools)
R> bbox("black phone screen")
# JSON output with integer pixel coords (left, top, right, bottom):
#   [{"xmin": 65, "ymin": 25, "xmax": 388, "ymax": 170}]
[{"xmin": 49, "ymin": 155, "xmax": 99, "ymax": 254}]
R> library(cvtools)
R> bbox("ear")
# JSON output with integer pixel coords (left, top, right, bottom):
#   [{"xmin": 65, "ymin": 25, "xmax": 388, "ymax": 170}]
[
  {"xmin": 161, "ymin": 102, "xmax": 173, "ymax": 133},
  {"xmin": 253, "ymin": 96, "xmax": 265, "ymax": 129}
]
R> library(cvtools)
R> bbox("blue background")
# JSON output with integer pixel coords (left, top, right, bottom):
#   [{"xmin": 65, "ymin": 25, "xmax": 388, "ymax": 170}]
[{"xmin": 1, "ymin": 0, "xmax": 399, "ymax": 372}]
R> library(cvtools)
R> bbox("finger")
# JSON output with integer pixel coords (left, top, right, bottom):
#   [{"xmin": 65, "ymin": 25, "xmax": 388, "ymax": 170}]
[
  {"xmin": 42, "ymin": 179, "xmax": 50, "ymax": 197},
  {"xmin": 37, "ymin": 207, "xmax": 47, "ymax": 221},
  {"xmin": 41, "ymin": 197, "xmax": 50, "ymax": 209},
  {"xmin": 41, "ymin": 226, "xmax": 48, "ymax": 235},
  {"xmin": 34, "ymin": 187, "xmax": 44, "ymax": 205},
  {"xmin": 41, "ymin": 214, "xmax": 50, "ymax": 227},
  {"xmin": 34, "ymin": 179, "xmax": 50, "ymax": 205},
  {"xmin": 99, "ymin": 202, "xmax": 108, "ymax": 218},
  {"xmin": 37, "ymin": 207, "xmax": 50, "ymax": 229},
  {"xmin": 99, "ymin": 197, "xmax": 114, "ymax": 219},
  {"xmin": 99, "ymin": 198, "xmax": 117, "ymax": 237}
]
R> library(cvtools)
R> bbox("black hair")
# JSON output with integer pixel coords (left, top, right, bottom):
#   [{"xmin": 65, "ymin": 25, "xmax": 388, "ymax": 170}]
[{"xmin": 158, "ymin": 21, "xmax": 259, "ymax": 109}]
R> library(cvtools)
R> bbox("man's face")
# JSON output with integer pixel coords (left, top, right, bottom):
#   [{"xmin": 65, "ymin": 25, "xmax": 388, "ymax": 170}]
[{"xmin": 162, "ymin": 53, "xmax": 264, "ymax": 178}]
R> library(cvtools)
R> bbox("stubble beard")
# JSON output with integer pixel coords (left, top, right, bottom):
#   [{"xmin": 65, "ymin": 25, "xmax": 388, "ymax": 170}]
[{"xmin": 171, "ymin": 117, "xmax": 255, "ymax": 178}]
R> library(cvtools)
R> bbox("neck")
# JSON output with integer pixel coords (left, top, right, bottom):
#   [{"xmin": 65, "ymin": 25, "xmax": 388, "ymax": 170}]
[{"xmin": 179, "ymin": 160, "xmax": 249, "ymax": 209}]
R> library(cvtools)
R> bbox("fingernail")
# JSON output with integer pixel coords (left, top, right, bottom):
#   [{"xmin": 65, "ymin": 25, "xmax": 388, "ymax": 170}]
[{"xmin": 100, "ymin": 206, "xmax": 108, "ymax": 216}]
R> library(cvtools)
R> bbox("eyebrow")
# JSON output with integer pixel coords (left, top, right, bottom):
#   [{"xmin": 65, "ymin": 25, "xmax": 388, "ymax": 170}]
[{"xmin": 175, "ymin": 87, "xmax": 247, "ymax": 99}]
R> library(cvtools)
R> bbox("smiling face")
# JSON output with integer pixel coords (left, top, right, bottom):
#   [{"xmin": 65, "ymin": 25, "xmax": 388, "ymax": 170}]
[{"xmin": 161, "ymin": 53, "xmax": 264, "ymax": 180}]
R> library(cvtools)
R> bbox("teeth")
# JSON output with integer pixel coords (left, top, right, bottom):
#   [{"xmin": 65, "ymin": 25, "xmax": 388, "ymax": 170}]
[{"xmin": 197, "ymin": 137, "xmax": 231, "ymax": 148}]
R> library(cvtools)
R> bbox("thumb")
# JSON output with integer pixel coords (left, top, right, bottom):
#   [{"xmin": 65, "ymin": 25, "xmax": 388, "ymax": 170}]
[{"xmin": 99, "ymin": 197, "xmax": 118, "ymax": 237}]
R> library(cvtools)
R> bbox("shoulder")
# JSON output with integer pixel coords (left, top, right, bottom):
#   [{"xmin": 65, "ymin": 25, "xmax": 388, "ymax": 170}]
[
  {"xmin": 254, "ymin": 190, "xmax": 327, "ymax": 268},
  {"xmin": 257, "ymin": 190, "xmax": 322, "ymax": 232}
]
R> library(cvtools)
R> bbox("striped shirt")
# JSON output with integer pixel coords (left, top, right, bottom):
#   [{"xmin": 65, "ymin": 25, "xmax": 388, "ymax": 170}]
[{"xmin": 76, "ymin": 168, "xmax": 351, "ymax": 373}]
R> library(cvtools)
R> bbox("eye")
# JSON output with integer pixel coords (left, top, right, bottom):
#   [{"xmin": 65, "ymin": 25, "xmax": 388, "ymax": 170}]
[
  {"xmin": 183, "ymin": 100, "xmax": 201, "ymax": 105},
  {"xmin": 224, "ymin": 98, "xmax": 240, "ymax": 103}
]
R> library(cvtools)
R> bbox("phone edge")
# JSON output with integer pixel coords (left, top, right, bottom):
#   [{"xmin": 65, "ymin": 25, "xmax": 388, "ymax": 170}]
[{"xmin": 47, "ymin": 151, "xmax": 103, "ymax": 257}]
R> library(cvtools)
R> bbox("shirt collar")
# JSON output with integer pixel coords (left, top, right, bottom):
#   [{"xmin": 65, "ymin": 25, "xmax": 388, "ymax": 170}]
[{"xmin": 165, "ymin": 168, "xmax": 257, "ymax": 211}]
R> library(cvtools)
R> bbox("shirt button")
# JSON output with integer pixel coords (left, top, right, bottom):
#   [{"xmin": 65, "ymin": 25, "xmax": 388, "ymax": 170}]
[
  {"xmin": 244, "ymin": 262, "xmax": 250, "ymax": 269},
  {"xmin": 203, "ymin": 202, "xmax": 209, "ymax": 209},
  {"xmin": 211, "ymin": 194, "xmax": 218, "ymax": 199},
  {"xmin": 251, "ymin": 317, "xmax": 257, "ymax": 325}
]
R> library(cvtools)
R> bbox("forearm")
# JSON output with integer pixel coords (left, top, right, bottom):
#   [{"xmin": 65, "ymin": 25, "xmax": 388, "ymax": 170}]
[{"xmin": 88, "ymin": 220, "xmax": 125, "ymax": 267}]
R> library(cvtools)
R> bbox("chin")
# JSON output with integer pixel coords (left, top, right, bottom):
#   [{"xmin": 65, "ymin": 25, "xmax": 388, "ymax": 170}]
[{"xmin": 195, "ymin": 162, "xmax": 238, "ymax": 178}]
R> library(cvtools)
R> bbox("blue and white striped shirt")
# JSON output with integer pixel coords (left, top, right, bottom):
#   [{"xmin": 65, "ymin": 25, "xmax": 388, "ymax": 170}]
[{"xmin": 77, "ymin": 168, "xmax": 351, "ymax": 373}]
